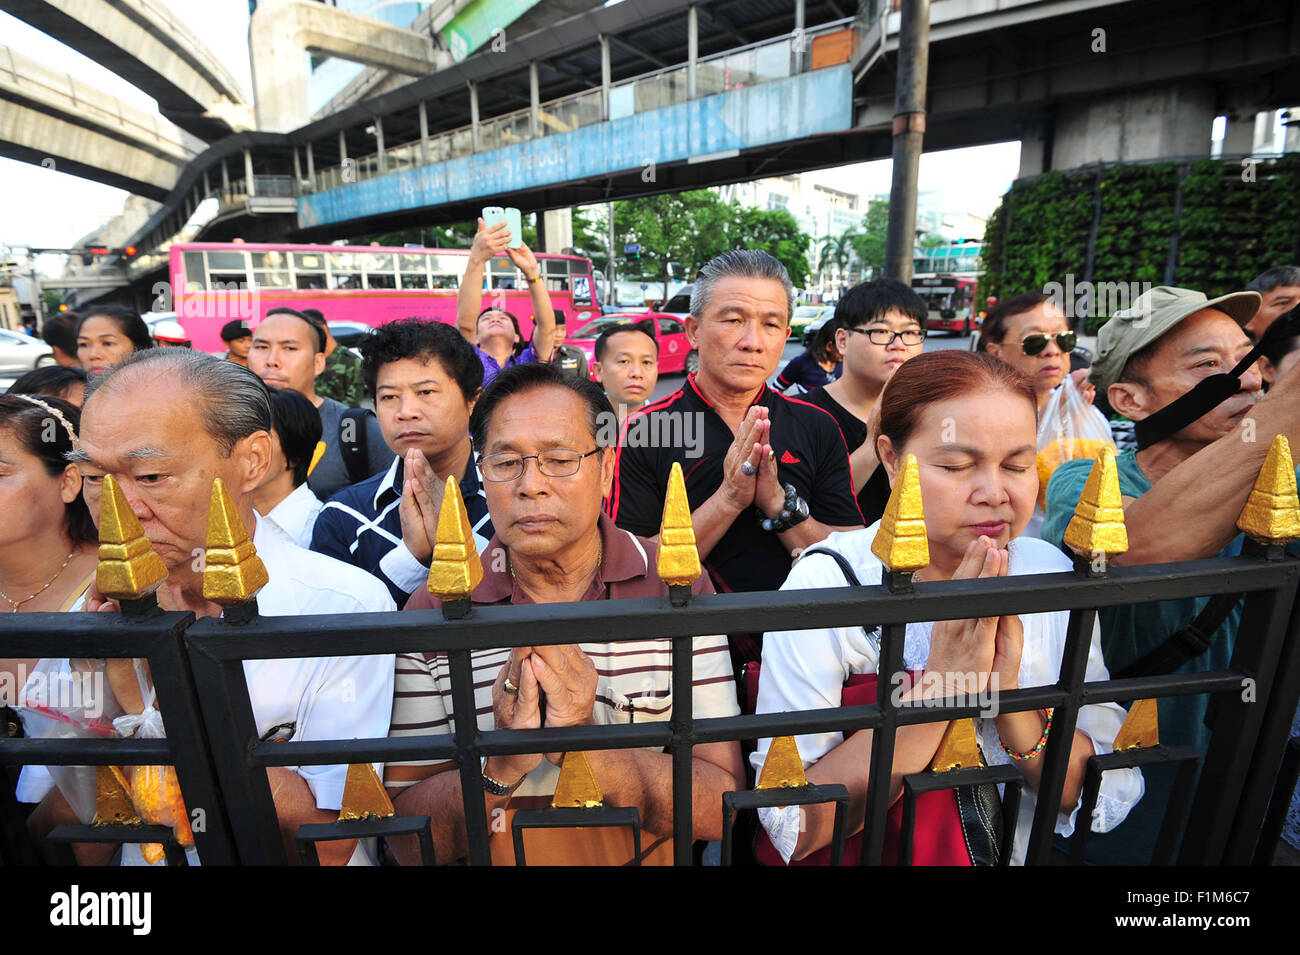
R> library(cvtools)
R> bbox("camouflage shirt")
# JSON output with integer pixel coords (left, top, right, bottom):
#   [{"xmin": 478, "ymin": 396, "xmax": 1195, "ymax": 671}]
[{"xmin": 315, "ymin": 345, "xmax": 366, "ymax": 408}]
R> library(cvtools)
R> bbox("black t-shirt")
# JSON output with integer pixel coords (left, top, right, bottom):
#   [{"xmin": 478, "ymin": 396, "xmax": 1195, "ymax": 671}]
[
  {"xmin": 801, "ymin": 386, "xmax": 892, "ymax": 526},
  {"xmin": 609, "ymin": 376, "xmax": 864, "ymax": 595}
]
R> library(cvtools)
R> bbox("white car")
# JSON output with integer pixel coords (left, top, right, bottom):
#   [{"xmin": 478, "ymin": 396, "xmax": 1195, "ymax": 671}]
[{"xmin": 0, "ymin": 328, "xmax": 54, "ymax": 373}]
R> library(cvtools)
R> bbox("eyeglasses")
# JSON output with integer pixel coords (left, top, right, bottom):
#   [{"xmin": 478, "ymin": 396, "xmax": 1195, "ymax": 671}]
[
  {"xmin": 479, "ymin": 448, "xmax": 601, "ymax": 482},
  {"xmin": 846, "ymin": 327, "xmax": 926, "ymax": 346},
  {"xmin": 1015, "ymin": 331, "xmax": 1077, "ymax": 356}
]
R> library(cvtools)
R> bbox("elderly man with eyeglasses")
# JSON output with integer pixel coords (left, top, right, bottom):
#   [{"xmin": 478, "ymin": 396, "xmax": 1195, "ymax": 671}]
[{"xmin": 388, "ymin": 363, "xmax": 742, "ymax": 866}]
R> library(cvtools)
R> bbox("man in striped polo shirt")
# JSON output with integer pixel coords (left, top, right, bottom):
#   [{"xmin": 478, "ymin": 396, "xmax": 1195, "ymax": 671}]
[
  {"xmin": 389, "ymin": 363, "xmax": 742, "ymax": 865},
  {"xmin": 311, "ymin": 319, "xmax": 493, "ymax": 604}
]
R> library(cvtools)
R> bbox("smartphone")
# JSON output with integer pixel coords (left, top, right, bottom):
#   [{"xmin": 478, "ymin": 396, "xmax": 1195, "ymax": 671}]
[
  {"xmin": 482, "ymin": 206, "xmax": 523, "ymax": 249},
  {"xmin": 504, "ymin": 207, "xmax": 523, "ymax": 249}
]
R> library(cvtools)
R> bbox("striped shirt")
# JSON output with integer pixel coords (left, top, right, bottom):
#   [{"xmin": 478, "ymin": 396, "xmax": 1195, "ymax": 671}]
[
  {"xmin": 392, "ymin": 514, "xmax": 738, "ymax": 780},
  {"xmin": 389, "ymin": 514, "xmax": 740, "ymax": 863}
]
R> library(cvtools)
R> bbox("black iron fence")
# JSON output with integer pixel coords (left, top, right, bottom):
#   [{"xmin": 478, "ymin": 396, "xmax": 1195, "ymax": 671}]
[{"xmin": 3, "ymin": 551, "xmax": 1299, "ymax": 866}]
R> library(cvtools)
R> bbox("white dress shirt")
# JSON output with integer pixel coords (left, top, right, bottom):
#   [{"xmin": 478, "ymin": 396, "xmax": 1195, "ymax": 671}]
[{"xmin": 265, "ymin": 482, "xmax": 325, "ymax": 549}]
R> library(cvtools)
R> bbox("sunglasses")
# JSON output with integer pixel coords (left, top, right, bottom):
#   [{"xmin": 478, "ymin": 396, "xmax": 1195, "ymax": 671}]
[{"xmin": 1016, "ymin": 331, "xmax": 1077, "ymax": 356}]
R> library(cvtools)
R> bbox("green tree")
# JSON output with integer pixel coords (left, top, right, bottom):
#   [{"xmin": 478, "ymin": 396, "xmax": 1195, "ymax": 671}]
[
  {"xmin": 816, "ymin": 232, "xmax": 853, "ymax": 284},
  {"xmin": 730, "ymin": 208, "xmax": 812, "ymax": 287},
  {"xmin": 849, "ymin": 198, "xmax": 890, "ymax": 279},
  {"xmin": 919, "ymin": 233, "xmax": 946, "ymax": 249},
  {"xmin": 613, "ymin": 190, "xmax": 736, "ymax": 284}
]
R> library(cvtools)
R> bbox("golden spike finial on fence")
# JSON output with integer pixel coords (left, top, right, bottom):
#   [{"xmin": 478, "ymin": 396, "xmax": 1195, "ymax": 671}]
[
  {"xmin": 929, "ymin": 718, "xmax": 984, "ymax": 772},
  {"xmin": 871, "ymin": 453, "xmax": 928, "ymax": 591},
  {"xmin": 658, "ymin": 461, "xmax": 701, "ymax": 606},
  {"xmin": 426, "ymin": 477, "xmax": 483, "ymax": 619},
  {"xmin": 1063, "ymin": 446, "xmax": 1128, "ymax": 576},
  {"xmin": 96, "ymin": 474, "xmax": 168, "ymax": 604},
  {"xmin": 551, "ymin": 751, "xmax": 603, "ymax": 808},
  {"xmin": 1236, "ymin": 434, "xmax": 1300, "ymax": 552},
  {"xmin": 202, "ymin": 478, "xmax": 268, "ymax": 619},
  {"xmin": 93, "ymin": 765, "xmax": 142, "ymax": 826},
  {"xmin": 337, "ymin": 762, "xmax": 396, "ymax": 821},
  {"xmin": 757, "ymin": 736, "xmax": 809, "ymax": 790},
  {"xmin": 1113, "ymin": 698, "xmax": 1161, "ymax": 751}
]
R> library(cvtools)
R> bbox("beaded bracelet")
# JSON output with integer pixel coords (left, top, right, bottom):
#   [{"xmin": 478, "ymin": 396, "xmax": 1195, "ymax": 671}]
[{"xmin": 1000, "ymin": 708, "xmax": 1054, "ymax": 761}]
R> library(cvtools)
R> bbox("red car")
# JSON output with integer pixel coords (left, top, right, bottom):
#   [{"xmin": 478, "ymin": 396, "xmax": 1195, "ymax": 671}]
[{"xmin": 568, "ymin": 311, "xmax": 698, "ymax": 380}]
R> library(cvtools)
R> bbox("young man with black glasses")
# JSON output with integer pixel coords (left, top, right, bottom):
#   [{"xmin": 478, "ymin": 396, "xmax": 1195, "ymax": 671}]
[{"xmin": 802, "ymin": 278, "xmax": 927, "ymax": 525}]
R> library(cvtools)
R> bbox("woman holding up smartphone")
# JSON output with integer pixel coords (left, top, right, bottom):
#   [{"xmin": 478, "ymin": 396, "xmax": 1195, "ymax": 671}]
[{"xmin": 455, "ymin": 211, "xmax": 557, "ymax": 388}]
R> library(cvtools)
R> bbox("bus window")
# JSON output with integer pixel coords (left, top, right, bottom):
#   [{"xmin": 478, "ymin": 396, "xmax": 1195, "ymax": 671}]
[
  {"xmin": 254, "ymin": 272, "xmax": 292, "ymax": 290},
  {"xmin": 328, "ymin": 252, "xmax": 361, "ymax": 290},
  {"xmin": 399, "ymin": 254, "xmax": 430, "ymax": 290},
  {"xmin": 250, "ymin": 251, "xmax": 290, "ymax": 291},
  {"xmin": 206, "ymin": 250, "xmax": 249, "ymax": 287},
  {"xmin": 364, "ymin": 253, "xmax": 397, "ymax": 290},
  {"xmin": 182, "ymin": 251, "xmax": 207, "ymax": 290},
  {"xmin": 292, "ymin": 251, "xmax": 326, "ymax": 289}
]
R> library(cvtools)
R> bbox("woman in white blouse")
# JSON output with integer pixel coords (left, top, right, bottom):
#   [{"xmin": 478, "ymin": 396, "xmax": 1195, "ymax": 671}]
[{"xmin": 754, "ymin": 351, "xmax": 1143, "ymax": 865}]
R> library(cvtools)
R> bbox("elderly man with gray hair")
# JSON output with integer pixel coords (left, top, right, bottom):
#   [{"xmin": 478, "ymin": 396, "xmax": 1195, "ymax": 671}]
[
  {"xmin": 51, "ymin": 348, "xmax": 397, "ymax": 866},
  {"xmin": 610, "ymin": 250, "xmax": 863, "ymax": 675}
]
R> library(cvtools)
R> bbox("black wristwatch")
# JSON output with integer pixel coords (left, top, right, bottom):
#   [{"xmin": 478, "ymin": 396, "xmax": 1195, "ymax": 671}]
[
  {"xmin": 480, "ymin": 757, "xmax": 523, "ymax": 796},
  {"xmin": 758, "ymin": 484, "xmax": 811, "ymax": 533}
]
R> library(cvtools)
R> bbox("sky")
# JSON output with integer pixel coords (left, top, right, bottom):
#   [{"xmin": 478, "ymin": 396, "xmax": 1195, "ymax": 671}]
[{"xmin": 0, "ymin": 0, "xmax": 1021, "ymax": 257}]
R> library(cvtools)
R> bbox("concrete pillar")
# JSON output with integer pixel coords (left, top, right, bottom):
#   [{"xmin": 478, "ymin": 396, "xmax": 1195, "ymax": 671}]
[
  {"xmin": 221, "ymin": 159, "xmax": 230, "ymax": 193},
  {"xmin": 469, "ymin": 82, "xmax": 480, "ymax": 152},
  {"xmin": 292, "ymin": 146, "xmax": 302, "ymax": 183},
  {"xmin": 202, "ymin": 170, "xmax": 211, "ymax": 196},
  {"xmin": 1018, "ymin": 119, "xmax": 1052, "ymax": 177},
  {"xmin": 375, "ymin": 116, "xmax": 385, "ymax": 173},
  {"xmin": 1220, "ymin": 108, "xmax": 1265, "ymax": 155},
  {"xmin": 306, "ymin": 141, "xmax": 315, "ymax": 179},
  {"xmin": 243, "ymin": 147, "xmax": 255, "ymax": 196},
  {"xmin": 687, "ymin": 9, "xmax": 697, "ymax": 99},
  {"xmin": 338, "ymin": 129, "xmax": 348, "ymax": 165},
  {"xmin": 418, "ymin": 102, "xmax": 430, "ymax": 162},
  {"xmin": 538, "ymin": 208, "xmax": 574, "ymax": 254},
  {"xmin": 529, "ymin": 62, "xmax": 540, "ymax": 138},
  {"xmin": 793, "ymin": 0, "xmax": 805, "ymax": 73},
  {"xmin": 1052, "ymin": 82, "xmax": 1215, "ymax": 169},
  {"xmin": 600, "ymin": 35, "xmax": 612, "ymax": 119}
]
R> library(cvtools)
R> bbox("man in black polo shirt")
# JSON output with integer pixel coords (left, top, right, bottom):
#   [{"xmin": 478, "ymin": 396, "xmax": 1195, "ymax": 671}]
[{"xmin": 609, "ymin": 250, "xmax": 863, "ymax": 669}]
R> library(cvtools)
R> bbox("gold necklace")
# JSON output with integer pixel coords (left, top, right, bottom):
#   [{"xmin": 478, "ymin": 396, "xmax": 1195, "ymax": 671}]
[{"xmin": 0, "ymin": 549, "xmax": 77, "ymax": 612}]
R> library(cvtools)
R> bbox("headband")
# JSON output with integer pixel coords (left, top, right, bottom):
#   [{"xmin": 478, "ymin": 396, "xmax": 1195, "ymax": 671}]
[{"xmin": 11, "ymin": 394, "xmax": 79, "ymax": 450}]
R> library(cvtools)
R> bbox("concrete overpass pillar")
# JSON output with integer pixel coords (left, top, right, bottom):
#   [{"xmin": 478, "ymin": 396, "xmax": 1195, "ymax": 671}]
[
  {"xmin": 1051, "ymin": 82, "xmax": 1216, "ymax": 169},
  {"xmin": 538, "ymin": 208, "xmax": 574, "ymax": 254},
  {"xmin": 1018, "ymin": 119, "xmax": 1052, "ymax": 177}
]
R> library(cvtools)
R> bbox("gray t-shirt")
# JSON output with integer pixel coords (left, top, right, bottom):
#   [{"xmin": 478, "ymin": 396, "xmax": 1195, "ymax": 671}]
[{"xmin": 308, "ymin": 396, "xmax": 395, "ymax": 501}]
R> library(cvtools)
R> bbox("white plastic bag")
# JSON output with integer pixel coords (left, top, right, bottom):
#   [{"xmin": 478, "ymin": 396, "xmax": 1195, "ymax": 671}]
[
  {"xmin": 15, "ymin": 658, "xmax": 123, "ymax": 823},
  {"xmin": 1036, "ymin": 374, "xmax": 1116, "ymax": 510}
]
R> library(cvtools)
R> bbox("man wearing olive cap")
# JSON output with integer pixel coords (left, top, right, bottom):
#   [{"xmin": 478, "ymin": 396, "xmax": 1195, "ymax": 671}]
[{"xmin": 1042, "ymin": 285, "xmax": 1300, "ymax": 864}]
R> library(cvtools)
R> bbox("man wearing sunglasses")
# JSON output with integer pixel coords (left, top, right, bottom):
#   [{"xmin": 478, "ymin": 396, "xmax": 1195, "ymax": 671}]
[
  {"xmin": 979, "ymin": 293, "xmax": 1113, "ymax": 537},
  {"xmin": 978, "ymin": 292, "xmax": 1101, "ymax": 413}
]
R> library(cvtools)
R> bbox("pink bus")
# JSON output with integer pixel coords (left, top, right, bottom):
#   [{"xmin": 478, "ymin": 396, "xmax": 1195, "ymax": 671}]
[{"xmin": 166, "ymin": 241, "xmax": 601, "ymax": 353}]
